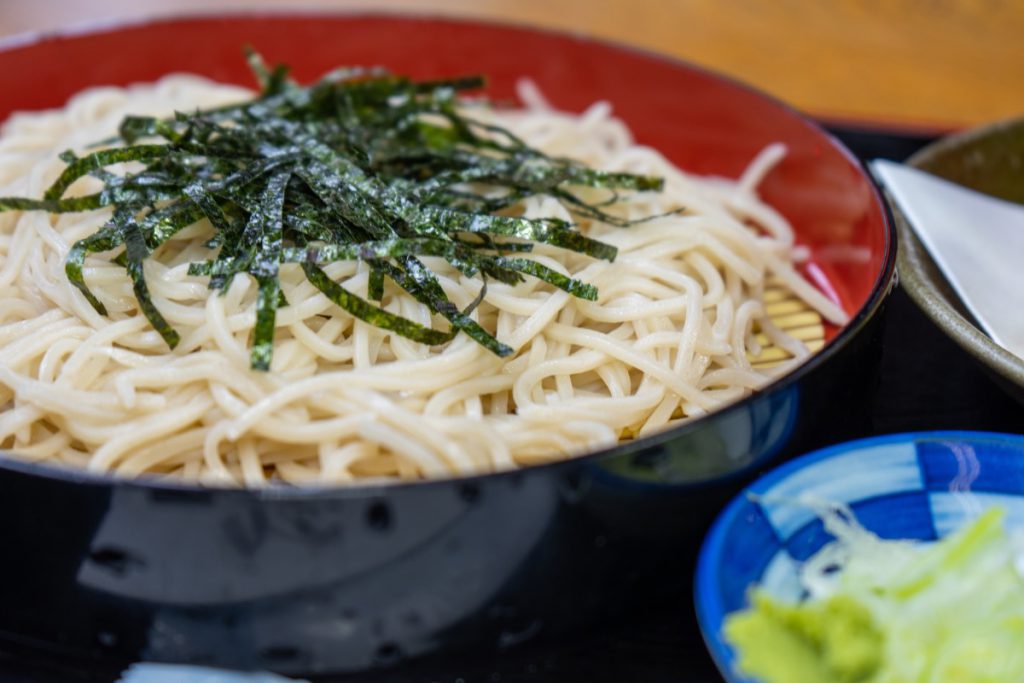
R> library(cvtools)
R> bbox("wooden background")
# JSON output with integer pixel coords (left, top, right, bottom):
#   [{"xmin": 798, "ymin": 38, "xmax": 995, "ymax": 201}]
[{"xmin": 2, "ymin": 1, "xmax": 1023, "ymax": 131}]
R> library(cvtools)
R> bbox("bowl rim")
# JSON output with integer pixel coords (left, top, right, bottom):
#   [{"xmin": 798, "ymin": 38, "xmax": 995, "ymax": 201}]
[
  {"xmin": 0, "ymin": 9, "xmax": 897, "ymax": 497},
  {"xmin": 693, "ymin": 428, "xmax": 1024, "ymax": 683},
  {"xmin": 893, "ymin": 115, "xmax": 1024, "ymax": 398}
]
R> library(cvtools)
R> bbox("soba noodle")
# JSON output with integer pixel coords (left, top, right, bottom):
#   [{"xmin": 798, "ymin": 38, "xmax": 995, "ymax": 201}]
[{"xmin": 0, "ymin": 75, "xmax": 847, "ymax": 486}]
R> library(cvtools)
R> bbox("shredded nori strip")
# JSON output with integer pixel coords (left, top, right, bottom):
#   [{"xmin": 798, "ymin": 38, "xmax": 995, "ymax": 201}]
[
  {"xmin": 0, "ymin": 51, "xmax": 666, "ymax": 370},
  {"xmin": 118, "ymin": 206, "xmax": 181, "ymax": 350}
]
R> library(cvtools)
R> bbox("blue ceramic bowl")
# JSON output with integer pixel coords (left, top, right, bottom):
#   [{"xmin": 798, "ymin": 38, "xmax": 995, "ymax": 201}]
[{"xmin": 694, "ymin": 430, "xmax": 1024, "ymax": 683}]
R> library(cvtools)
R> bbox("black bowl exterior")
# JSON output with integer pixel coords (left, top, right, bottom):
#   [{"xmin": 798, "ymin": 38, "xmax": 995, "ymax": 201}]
[{"xmin": 0, "ymin": 280, "xmax": 893, "ymax": 674}]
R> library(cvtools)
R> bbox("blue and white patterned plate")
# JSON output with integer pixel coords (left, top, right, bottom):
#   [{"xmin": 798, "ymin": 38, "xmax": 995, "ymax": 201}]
[{"xmin": 694, "ymin": 430, "xmax": 1024, "ymax": 683}]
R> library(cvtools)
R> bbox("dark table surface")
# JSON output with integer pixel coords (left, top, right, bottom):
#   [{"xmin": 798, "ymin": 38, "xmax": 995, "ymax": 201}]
[{"xmin": 4, "ymin": 125, "xmax": 1023, "ymax": 683}]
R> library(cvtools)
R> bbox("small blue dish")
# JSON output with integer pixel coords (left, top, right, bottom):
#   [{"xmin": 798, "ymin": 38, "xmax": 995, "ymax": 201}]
[{"xmin": 694, "ymin": 430, "xmax": 1024, "ymax": 683}]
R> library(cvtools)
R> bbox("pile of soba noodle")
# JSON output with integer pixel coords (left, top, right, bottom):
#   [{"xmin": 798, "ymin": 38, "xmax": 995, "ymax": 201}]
[{"xmin": 0, "ymin": 75, "xmax": 847, "ymax": 486}]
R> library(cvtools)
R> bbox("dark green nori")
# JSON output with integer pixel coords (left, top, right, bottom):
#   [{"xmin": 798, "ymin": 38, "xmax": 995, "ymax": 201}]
[
  {"xmin": 247, "ymin": 171, "xmax": 290, "ymax": 370},
  {"xmin": 0, "ymin": 52, "xmax": 665, "ymax": 370},
  {"xmin": 117, "ymin": 206, "xmax": 182, "ymax": 350},
  {"xmin": 302, "ymin": 262, "xmax": 455, "ymax": 346}
]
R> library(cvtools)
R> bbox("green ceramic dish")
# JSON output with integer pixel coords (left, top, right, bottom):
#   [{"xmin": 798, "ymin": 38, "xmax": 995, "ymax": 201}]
[{"xmin": 892, "ymin": 116, "xmax": 1024, "ymax": 403}]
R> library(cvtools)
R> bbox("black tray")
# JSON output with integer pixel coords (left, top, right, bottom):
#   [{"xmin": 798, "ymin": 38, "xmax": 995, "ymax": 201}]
[{"xmin": 3, "ymin": 124, "xmax": 1021, "ymax": 683}]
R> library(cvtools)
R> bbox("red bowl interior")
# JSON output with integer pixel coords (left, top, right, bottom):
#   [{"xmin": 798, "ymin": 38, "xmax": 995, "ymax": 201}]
[{"xmin": 0, "ymin": 13, "xmax": 890, "ymax": 339}]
